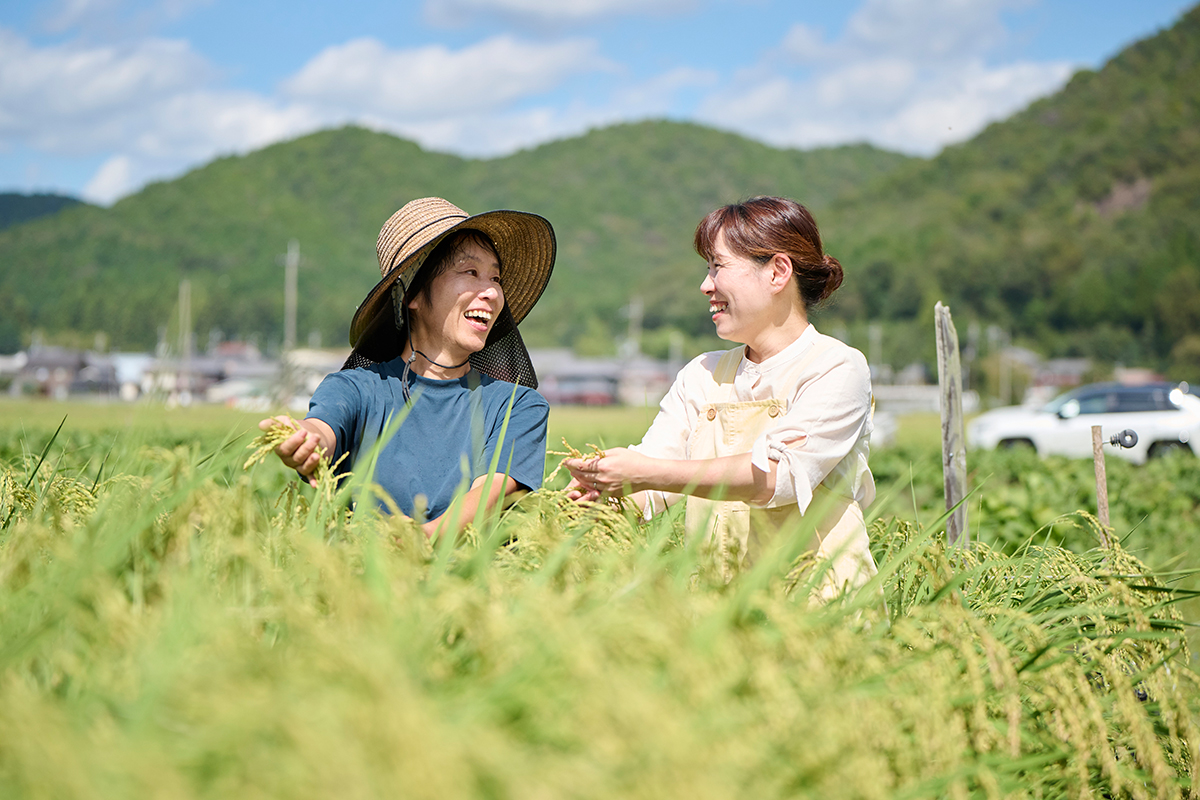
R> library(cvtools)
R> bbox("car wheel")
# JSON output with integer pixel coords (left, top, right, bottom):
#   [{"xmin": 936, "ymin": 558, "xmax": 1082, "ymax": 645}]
[
  {"xmin": 1147, "ymin": 441, "xmax": 1194, "ymax": 459},
  {"xmin": 998, "ymin": 438, "xmax": 1036, "ymax": 452}
]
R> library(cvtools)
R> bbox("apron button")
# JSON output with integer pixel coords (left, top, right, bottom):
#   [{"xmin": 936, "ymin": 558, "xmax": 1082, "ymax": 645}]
[
  {"xmin": 706, "ymin": 408, "xmax": 716, "ymax": 421},
  {"xmin": 768, "ymin": 405, "xmax": 780, "ymax": 417}
]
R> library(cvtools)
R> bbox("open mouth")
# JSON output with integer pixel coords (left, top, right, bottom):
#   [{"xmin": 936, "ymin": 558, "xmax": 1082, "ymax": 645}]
[
  {"xmin": 709, "ymin": 301, "xmax": 728, "ymax": 316},
  {"xmin": 464, "ymin": 308, "xmax": 493, "ymax": 331}
]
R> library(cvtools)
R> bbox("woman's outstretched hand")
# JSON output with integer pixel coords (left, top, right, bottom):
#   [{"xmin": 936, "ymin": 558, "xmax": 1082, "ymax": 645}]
[
  {"xmin": 563, "ymin": 447, "xmax": 649, "ymax": 498},
  {"xmin": 258, "ymin": 415, "xmax": 328, "ymax": 487}
]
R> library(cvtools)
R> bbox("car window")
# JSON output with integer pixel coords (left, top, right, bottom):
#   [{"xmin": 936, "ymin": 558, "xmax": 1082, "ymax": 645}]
[
  {"xmin": 1114, "ymin": 391, "xmax": 1157, "ymax": 412},
  {"xmin": 1155, "ymin": 389, "xmax": 1182, "ymax": 411},
  {"xmin": 1077, "ymin": 393, "xmax": 1111, "ymax": 414},
  {"xmin": 1042, "ymin": 388, "xmax": 1085, "ymax": 414}
]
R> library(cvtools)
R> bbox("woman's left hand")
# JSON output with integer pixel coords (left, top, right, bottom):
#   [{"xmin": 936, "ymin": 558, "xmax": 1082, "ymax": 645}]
[{"xmin": 563, "ymin": 447, "xmax": 649, "ymax": 497}]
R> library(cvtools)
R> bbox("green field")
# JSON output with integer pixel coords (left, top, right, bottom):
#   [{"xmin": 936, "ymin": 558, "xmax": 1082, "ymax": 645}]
[{"xmin": 1, "ymin": 398, "xmax": 1197, "ymax": 797}]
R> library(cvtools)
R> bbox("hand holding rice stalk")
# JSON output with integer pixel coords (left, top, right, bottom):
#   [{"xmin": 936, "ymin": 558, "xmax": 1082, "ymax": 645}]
[
  {"xmin": 547, "ymin": 438, "xmax": 637, "ymax": 515},
  {"xmin": 546, "ymin": 437, "xmax": 605, "ymax": 482},
  {"xmin": 246, "ymin": 415, "xmax": 339, "ymax": 487}
]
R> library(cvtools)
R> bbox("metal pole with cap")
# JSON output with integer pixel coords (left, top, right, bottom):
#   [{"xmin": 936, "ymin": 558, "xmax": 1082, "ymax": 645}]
[
  {"xmin": 1092, "ymin": 426, "xmax": 1138, "ymax": 548},
  {"xmin": 1091, "ymin": 425, "xmax": 1111, "ymax": 545}
]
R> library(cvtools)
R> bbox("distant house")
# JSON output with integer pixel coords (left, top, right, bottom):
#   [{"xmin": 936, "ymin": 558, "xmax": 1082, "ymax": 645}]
[
  {"xmin": 71, "ymin": 353, "xmax": 119, "ymax": 396},
  {"xmin": 1033, "ymin": 357, "xmax": 1091, "ymax": 390},
  {"xmin": 205, "ymin": 346, "xmax": 349, "ymax": 411},
  {"xmin": 0, "ymin": 352, "xmax": 28, "ymax": 393},
  {"xmin": 529, "ymin": 349, "xmax": 673, "ymax": 406},
  {"xmin": 9, "ymin": 346, "xmax": 106, "ymax": 398},
  {"xmin": 530, "ymin": 349, "xmax": 620, "ymax": 405},
  {"xmin": 146, "ymin": 340, "xmax": 282, "ymax": 406}
]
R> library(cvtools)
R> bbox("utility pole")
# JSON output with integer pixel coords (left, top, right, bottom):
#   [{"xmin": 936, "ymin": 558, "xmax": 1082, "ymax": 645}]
[
  {"xmin": 277, "ymin": 239, "xmax": 300, "ymax": 407},
  {"xmin": 284, "ymin": 239, "xmax": 299, "ymax": 353},
  {"xmin": 620, "ymin": 296, "xmax": 643, "ymax": 359},
  {"xmin": 178, "ymin": 278, "xmax": 192, "ymax": 404},
  {"xmin": 868, "ymin": 322, "xmax": 882, "ymax": 370}
]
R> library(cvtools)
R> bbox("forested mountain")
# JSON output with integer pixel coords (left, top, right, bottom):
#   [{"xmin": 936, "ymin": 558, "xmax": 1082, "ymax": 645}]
[
  {"xmin": 0, "ymin": 193, "xmax": 84, "ymax": 232},
  {"xmin": 1, "ymin": 3, "xmax": 1198, "ymax": 378},
  {"xmin": 0, "ymin": 123, "xmax": 908, "ymax": 356},
  {"xmin": 825, "ymin": 3, "xmax": 1200, "ymax": 376}
]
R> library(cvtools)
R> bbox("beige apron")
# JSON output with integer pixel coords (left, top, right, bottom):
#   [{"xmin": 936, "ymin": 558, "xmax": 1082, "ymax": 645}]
[{"xmin": 683, "ymin": 342, "xmax": 878, "ymax": 602}]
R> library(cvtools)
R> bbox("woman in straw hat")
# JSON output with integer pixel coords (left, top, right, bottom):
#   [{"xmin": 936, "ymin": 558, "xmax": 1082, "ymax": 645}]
[
  {"xmin": 259, "ymin": 197, "xmax": 555, "ymax": 538},
  {"xmin": 564, "ymin": 196, "xmax": 877, "ymax": 600}
]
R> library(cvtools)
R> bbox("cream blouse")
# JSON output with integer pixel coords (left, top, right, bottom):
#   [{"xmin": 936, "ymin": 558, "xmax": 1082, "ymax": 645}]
[{"xmin": 631, "ymin": 325, "xmax": 875, "ymax": 518}]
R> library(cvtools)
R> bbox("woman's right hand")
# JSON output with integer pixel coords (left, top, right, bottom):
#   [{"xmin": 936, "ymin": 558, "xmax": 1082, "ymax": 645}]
[
  {"xmin": 258, "ymin": 415, "xmax": 326, "ymax": 487},
  {"xmin": 563, "ymin": 447, "xmax": 654, "ymax": 498}
]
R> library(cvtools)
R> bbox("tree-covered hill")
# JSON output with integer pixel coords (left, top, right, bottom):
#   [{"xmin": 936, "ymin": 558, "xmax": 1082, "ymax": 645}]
[
  {"xmin": 0, "ymin": 122, "xmax": 909, "ymax": 355},
  {"xmin": 824, "ymin": 3, "xmax": 1200, "ymax": 377},
  {"xmin": 0, "ymin": 193, "xmax": 84, "ymax": 232}
]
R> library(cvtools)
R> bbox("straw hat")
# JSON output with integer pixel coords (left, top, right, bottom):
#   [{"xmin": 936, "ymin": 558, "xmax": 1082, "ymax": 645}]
[{"xmin": 344, "ymin": 197, "xmax": 556, "ymax": 387}]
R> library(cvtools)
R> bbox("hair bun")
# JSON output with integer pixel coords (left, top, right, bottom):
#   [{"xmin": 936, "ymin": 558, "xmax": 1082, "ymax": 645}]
[{"xmin": 818, "ymin": 253, "xmax": 844, "ymax": 302}]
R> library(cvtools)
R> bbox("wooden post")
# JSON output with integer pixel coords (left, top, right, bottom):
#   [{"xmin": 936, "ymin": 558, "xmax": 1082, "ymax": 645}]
[
  {"xmin": 934, "ymin": 302, "xmax": 969, "ymax": 545},
  {"xmin": 1091, "ymin": 425, "xmax": 1113, "ymax": 547}
]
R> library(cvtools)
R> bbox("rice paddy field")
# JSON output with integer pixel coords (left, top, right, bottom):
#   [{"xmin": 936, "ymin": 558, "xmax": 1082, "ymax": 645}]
[{"xmin": 1, "ymin": 397, "xmax": 1198, "ymax": 799}]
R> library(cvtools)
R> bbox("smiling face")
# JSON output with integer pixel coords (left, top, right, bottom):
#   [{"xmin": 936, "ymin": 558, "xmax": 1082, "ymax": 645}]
[
  {"xmin": 700, "ymin": 229, "xmax": 778, "ymax": 345},
  {"xmin": 408, "ymin": 238, "xmax": 504, "ymax": 367}
]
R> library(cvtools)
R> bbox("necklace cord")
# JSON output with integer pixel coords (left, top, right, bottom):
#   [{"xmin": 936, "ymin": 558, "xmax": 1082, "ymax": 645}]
[{"xmin": 399, "ymin": 305, "xmax": 471, "ymax": 402}]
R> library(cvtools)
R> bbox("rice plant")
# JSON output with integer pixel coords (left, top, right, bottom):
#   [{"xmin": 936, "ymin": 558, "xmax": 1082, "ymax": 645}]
[{"xmin": 0, "ymin": 417, "xmax": 1196, "ymax": 799}]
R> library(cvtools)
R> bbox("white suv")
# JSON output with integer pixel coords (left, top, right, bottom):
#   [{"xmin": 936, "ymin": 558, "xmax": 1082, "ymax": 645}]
[{"xmin": 967, "ymin": 382, "xmax": 1199, "ymax": 464}]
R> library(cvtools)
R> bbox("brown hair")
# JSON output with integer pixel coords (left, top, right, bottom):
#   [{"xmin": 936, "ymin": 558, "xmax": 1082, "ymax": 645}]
[{"xmin": 694, "ymin": 196, "xmax": 844, "ymax": 309}]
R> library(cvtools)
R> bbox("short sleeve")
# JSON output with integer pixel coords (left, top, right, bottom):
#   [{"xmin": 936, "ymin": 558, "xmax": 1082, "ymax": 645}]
[
  {"xmin": 306, "ymin": 371, "xmax": 365, "ymax": 468},
  {"xmin": 484, "ymin": 386, "xmax": 549, "ymax": 492},
  {"xmin": 748, "ymin": 347, "xmax": 873, "ymax": 512}
]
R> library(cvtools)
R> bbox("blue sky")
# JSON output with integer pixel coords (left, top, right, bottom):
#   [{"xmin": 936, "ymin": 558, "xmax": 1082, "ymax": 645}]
[{"xmin": 0, "ymin": 0, "xmax": 1194, "ymax": 204}]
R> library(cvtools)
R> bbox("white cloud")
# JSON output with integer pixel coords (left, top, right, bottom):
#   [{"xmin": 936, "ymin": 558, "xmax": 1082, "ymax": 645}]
[
  {"xmin": 812, "ymin": 59, "xmax": 917, "ymax": 108},
  {"xmin": 282, "ymin": 35, "xmax": 610, "ymax": 121},
  {"xmin": 2, "ymin": 0, "xmax": 1083, "ymax": 203},
  {"xmin": 133, "ymin": 91, "xmax": 323, "ymax": 159},
  {"xmin": 878, "ymin": 60, "xmax": 1072, "ymax": 150},
  {"xmin": 41, "ymin": 0, "xmax": 215, "ymax": 37},
  {"xmin": 366, "ymin": 105, "xmax": 610, "ymax": 158},
  {"xmin": 780, "ymin": 24, "xmax": 835, "ymax": 65},
  {"xmin": 0, "ymin": 27, "xmax": 330, "ymax": 202},
  {"xmin": 0, "ymin": 26, "xmax": 635, "ymax": 201},
  {"xmin": 698, "ymin": 0, "xmax": 1073, "ymax": 155},
  {"xmin": 83, "ymin": 154, "xmax": 134, "ymax": 203},
  {"xmin": 0, "ymin": 28, "xmax": 214, "ymax": 152},
  {"xmin": 42, "ymin": 0, "xmax": 123, "ymax": 34},
  {"xmin": 424, "ymin": 0, "xmax": 694, "ymax": 27},
  {"xmin": 838, "ymin": 0, "xmax": 1021, "ymax": 61},
  {"xmin": 607, "ymin": 66, "xmax": 716, "ymax": 113}
]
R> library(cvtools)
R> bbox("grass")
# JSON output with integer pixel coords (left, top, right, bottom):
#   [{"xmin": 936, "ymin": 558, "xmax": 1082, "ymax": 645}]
[{"xmin": 1, "ymin": 397, "xmax": 1198, "ymax": 797}]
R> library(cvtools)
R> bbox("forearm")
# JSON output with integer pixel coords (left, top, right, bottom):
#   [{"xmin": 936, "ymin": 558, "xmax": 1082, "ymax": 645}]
[
  {"xmin": 424, "ymin": 474, "xmax": 520, "ymax": 538},
  {"xmin": 566, "ymin": 447, "xmax": 778, "ymax": 506},
  {"xmin": 634, "ymin": 453, "xmax": 777, "ymax": 505}
]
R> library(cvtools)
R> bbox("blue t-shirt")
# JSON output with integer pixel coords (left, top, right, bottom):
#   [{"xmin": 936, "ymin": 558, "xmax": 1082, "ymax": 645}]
[{"xmin": 307, "ymin": 359, "xmax": 549, "ymax": 518}]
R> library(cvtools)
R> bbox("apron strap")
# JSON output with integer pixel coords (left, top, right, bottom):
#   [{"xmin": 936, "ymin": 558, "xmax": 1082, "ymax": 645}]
[{"xmin": 712, "ymin": 346, "xmax": 744, "ymax": 384}]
